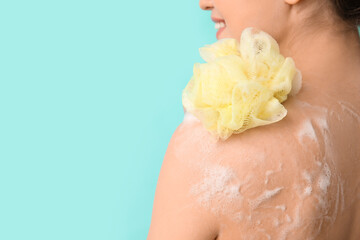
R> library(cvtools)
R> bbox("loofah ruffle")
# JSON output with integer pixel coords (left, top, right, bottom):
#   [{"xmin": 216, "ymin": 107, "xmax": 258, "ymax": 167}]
[{"xmin": 182, "ymin": 27, "xmax": 302, "ymax": 141}]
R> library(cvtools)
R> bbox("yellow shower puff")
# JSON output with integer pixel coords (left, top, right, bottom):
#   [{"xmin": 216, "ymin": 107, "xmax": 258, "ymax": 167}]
[
  {"xmin": 199, "ymin": 38, "xmax": 241, "ymax": 62},
  {"xmin": 182, "ymin": 27, "xmax": 302, "ymax": 141}
]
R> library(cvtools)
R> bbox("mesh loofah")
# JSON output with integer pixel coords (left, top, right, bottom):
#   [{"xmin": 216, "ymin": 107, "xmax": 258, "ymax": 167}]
[{"xmin": 182, "ymin": 27, "xmax": 302, "ymax": 141}]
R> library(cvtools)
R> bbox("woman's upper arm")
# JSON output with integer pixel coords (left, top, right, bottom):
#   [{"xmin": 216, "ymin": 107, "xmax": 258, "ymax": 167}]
[{"xmin": 147, "ymin": 124, "xmax": 219, "ymax": 240}]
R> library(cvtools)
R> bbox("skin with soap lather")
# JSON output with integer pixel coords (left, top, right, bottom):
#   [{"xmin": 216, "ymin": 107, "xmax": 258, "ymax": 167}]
[{"xmin": 147, "ymin": 0, "xmax": 360, "ymax": 239}]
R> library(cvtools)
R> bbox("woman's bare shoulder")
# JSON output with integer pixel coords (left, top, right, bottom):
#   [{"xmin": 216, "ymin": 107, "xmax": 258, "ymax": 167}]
[
  {"xmin": 149, "ymin": 95, "xmax": 360, "ymax": 239},
  {"xmin": 164, "ymin": 102, "xmax": 354, "ymax": 239}
]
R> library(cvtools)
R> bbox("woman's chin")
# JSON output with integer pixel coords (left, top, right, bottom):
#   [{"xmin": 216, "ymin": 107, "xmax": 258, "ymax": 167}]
[{"xmin": 216, "ymin": 30, "xmax": 235, "ymax": 40}]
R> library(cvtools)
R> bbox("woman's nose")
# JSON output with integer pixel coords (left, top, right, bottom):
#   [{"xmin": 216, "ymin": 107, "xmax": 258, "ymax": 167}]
[{"xmin": 199, "ymin": 0, "xmax": 213, "ymax": 10}]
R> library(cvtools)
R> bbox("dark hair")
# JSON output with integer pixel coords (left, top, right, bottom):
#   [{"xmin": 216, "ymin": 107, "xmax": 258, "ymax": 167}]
[{"xmin": 330, "ymin": 0, "xmax": 360, "ymax": 26}]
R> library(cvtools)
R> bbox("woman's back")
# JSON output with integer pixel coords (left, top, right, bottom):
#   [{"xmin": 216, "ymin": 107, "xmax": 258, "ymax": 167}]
[
  {"xmin": 200, "ymin": 85, "xmax": 360, "ymax": 240},
  {"xmin": 147, "ymin": 77, "xmax": 360, "ymax": 240}
]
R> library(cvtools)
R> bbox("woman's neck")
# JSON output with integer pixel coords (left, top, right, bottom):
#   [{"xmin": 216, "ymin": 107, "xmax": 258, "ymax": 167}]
[{"xmin": 278, "ymin": 22, "xmax": 360, "ymax": 92}]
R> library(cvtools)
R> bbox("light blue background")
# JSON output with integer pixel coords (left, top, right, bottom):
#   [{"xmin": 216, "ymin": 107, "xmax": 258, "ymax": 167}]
[
  {"xmin": 0, "ymin": 1, "xmax": 359, "ymax": 240},
  {"xmin": 0, "ymin": 0, "xmax": 213, "ymax": 240}
]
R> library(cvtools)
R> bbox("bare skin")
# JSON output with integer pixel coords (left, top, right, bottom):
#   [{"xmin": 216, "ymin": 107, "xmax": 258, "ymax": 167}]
[{"xmin": 148, "ymin": 0, "xmax": 360, "ymax": 239}]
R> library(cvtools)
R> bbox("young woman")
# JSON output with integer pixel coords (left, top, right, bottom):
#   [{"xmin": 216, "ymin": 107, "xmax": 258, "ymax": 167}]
[{"xmin": 148, "ymin": 0, "xmax": 360, "ymax": 239}]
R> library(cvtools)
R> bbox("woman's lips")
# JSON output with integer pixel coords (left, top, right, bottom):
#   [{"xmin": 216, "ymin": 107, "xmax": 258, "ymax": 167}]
[{"xmin": 211, "ymin": 16, "xmax": 226, "ymax": 39}]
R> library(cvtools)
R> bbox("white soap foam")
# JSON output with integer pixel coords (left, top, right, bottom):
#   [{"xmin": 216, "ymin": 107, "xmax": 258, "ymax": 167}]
[
  {"xmin": 304, "ymin": 186, "xmax": 313, "ymax": 196},
  {"xmin": 233, "ymin": 212, "xmax": 244, "ymax": 221},
  {"xmin": 293, "ymin": 100, "xmax": 330, "ymax": 139},
  {"xmin": 278, "ymin": 99, "xmax": 346, "ymax": 239},
  {"xmin": 313, "ymin": 113, "xmax": 335, "ymax": 167},
  {"xmin": 314, "ymin": 115, "xmax": 329, "ymax": 133},
  {"xmin": 265, "ymin": 170, "xmax": 274, "ymax": 184},
  {"xmin": 302, "ymin": 171, "xmax": 313, "ymax": 197},
  {"xmin": 340, "ymin": 179, "xmax": 345, "ymax": 213},
  {"xmin": 183, "ymin": 111, "xmax": 200, "ymax": 123},
  {"xmin": 190, "ymin": 165, "xmax": 236, "ymax": 201},
  {"xmin": 330, "ymin": 180, "xmax": 341, "ymax": 224},
  {"xmin": 318, "ymin": 163, "xmax": 331, "ymax": 193},
  {"xmin": 236, "ymin": 174, "xmax": 253, "ymax": 194},
  {"xmin": 173, "ymin": 115, "xmax": 220, "ymax": 167},
  {"xmin": 250, "ymin": 187, "xmax": 284, "ymax": 210},
  {"xmin": 190, "ymin": 164, "xmax": 243, "ymax": 214},
  {"xmin": 264, "ymin": 163, "xmax": 283, "ymax": 185},
  {"xmin": 279, "ymin": 203, "xmax": 302, "ymax": 240},
  {"xmin": 297, "ymin": 118, "xmax": 318, "ymax": 143},
  {"xmin": 302, "ymin": 171, "xmax": 313, "ymax": 184},
  {"xmin": 338, "ymin": 101, "xmax": 360, "ymax": 122},
  {"xmin": 316, "ymin": 161, "xmax": 322, "ymax": 167},
  {"xmin": 311, "ymin": 163, "xmax": 333, "ymax": 220},
  {"xmin": 275, "ymin": 205, "xmax": 287, "ymax": 211},
  {"xmin": 258, "ymin": 227, "xmax": 272, "ymax": 240},
  {"xmin": 294, "ymin": 100, "xmax": 329, "ymax": 115}
]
